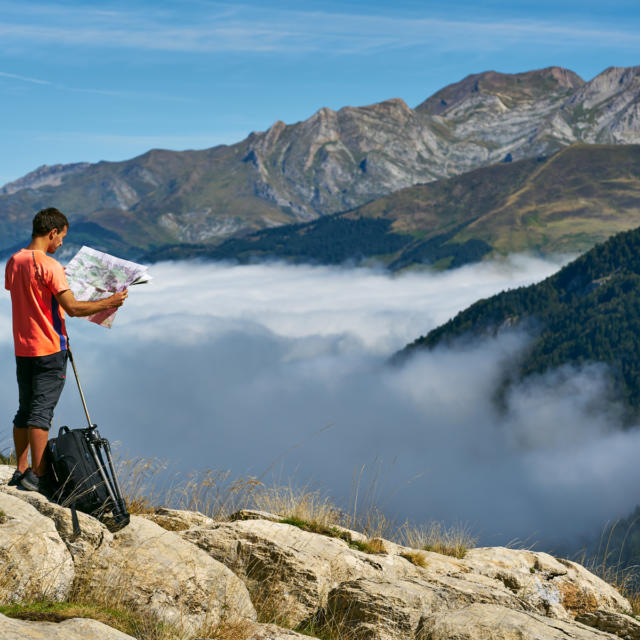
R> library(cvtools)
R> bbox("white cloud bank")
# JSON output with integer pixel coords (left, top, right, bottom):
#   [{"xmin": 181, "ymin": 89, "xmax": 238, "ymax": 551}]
[{"xmin": 1, "ymin": 255, "xmax": 637, "ymax": 547}]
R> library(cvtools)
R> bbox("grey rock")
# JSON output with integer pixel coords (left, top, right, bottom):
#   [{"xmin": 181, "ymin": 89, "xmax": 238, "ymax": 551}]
[
  {"xmin": 576, "ymin": 609, "xmax": 640, "ymax": 639},
  {"xmin": 85, "ymin": 515, "xmax": 256, "ymax": 633},
  {"xmin": 421, "ymin": 603, "xmax": 616, "ymax": 640},
  {"xmin": 140, "ymin": 506, "xmax": 217, "ymax": 531},
  {"xmin": 0, "ymin": 492, "xmax": 74, "ymax": 603},
  {"xmin": 0, "ymin": 163, "xmax": 90, "ymax": 195},
  {"xmin": 0, "ymin": 612, "xmax": 136, "ymax": 639},
  {"xmin": 1, "ymin": 484, "xmax": 113, "ymax": 564},
  {"xmin": 463, "ymin": 548, "xmax": 632, "ymax": 620},
  {"xmin": 0, "ymin": 466, "xmax": 14, "ymax": 485}
]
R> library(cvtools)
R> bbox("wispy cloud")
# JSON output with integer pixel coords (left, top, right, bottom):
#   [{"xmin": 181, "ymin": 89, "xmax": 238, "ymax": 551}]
[
  {"xmin": 0, "ymin": 2, "xmax": 639, "ymax": 56},
  {"xmin": 0, "ymin": 70, "xmax": 52, "ymax": 85},
  {"xmin": 0, "ymin": 68, "xmax": 193, "ymax": 102}
]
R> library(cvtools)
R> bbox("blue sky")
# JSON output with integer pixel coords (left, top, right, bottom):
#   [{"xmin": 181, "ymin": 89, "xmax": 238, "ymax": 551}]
[{"xmin": 1, "ymin": 0, "xmax": 639, "ymax": 185}]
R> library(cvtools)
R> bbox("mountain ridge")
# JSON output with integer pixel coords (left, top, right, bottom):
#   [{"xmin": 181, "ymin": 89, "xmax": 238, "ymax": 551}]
[
  {"xmin": 1, "ymin": 65, "xmax": 640, "ymax": 259},
  {"xmin": 146, "ymin": 144, "xmax": 640, "ymax": 269}
]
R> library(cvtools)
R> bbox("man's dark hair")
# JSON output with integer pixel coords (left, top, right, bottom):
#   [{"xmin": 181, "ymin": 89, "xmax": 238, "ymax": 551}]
[{"xmin": 32, "ymin": 208, "xmax": 69, "ymax": 238}]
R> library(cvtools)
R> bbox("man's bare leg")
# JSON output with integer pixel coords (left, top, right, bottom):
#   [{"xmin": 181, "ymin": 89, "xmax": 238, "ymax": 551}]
[
  {"xmin": 13, "ymin": 427, "xmax": 29, "ymax": 472},
  {"xmin": 28, "ymin": 427, "xmax": 49, "ymax": 476}
]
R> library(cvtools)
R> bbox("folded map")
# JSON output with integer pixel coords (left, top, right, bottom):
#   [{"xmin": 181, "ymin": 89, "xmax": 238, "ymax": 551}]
[{"xmin": 65, "ymin": 246, "xmax": 151, "ymax": 328}]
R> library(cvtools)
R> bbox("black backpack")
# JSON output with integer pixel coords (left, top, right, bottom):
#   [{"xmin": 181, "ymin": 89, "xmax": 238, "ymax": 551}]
[{"xmin": 47, "ymin": 424, "xmax": 130, "ymax": 534}]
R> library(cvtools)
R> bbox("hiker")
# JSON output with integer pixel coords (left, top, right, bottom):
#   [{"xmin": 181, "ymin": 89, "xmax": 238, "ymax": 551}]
[{"xmin": 4, "ymin": 207, "xmax": 128, "ymax": 493}]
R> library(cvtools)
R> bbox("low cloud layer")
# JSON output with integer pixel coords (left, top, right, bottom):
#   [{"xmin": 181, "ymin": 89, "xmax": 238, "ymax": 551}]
[{"xmin": 1, "ymin": 254, "xmax": 637, "ymax": 547}]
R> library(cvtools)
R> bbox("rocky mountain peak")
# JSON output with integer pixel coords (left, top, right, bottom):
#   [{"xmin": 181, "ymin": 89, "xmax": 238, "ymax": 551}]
[
  {"xmin": 2, "ymin": 64, "xmax": 640, "ymax": 256},
  {"xmin": 416, "ymin": 66, "xmax": 584, "ymax": 115},
  {"xmin": 1, "ymin": 162, "xmax": 91, "ymax": 195},
  {"xmin": 564, "ymin": 65, "xmax": 640, "ymax": 144},
  {"xmin": 567, "ymin": 65, "xmax": 640, "ymax": 109}
]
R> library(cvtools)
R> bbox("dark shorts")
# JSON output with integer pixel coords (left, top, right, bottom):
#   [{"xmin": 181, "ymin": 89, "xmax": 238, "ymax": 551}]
[{"xmin": 14, "ymin": 351, "xmax": 68, "ymax": 430}]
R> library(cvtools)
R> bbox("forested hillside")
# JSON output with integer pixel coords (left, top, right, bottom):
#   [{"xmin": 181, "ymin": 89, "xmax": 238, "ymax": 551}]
[{"xmin": 397, "ymin": 226, "xmax": 640, "ymax": 410}]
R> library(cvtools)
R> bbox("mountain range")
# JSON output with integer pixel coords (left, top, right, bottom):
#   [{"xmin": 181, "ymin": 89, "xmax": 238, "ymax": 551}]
[
  {"xmin": 1, "ymin": 65, "xmax": 640, "ymax": 262},
  {"xmin": 152, "ymin": 143, "xmax": 640, "ymax": 269}
]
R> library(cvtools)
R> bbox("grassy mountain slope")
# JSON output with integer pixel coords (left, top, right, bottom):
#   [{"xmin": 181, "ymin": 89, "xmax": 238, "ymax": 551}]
[
  {"xmin": 0, "ymin": 145, "xmax": 293, "ymax": 258},
  {"xmin": 150, "ymin": 145, "xmax": 640, "ymax": 269},
  {"xmin": 397, "ymin": 225, "xmax": 640, "ymax": 410}
]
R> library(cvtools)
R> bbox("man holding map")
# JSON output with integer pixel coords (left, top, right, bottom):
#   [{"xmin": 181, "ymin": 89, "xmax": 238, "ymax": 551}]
[{"xmin": 4, "ymin": 208, "xmax": 128, "ymax": 493}]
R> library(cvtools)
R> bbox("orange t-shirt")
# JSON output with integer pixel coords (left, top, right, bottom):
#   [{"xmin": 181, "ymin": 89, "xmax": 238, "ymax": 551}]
[{"xmin": 5, "ymin": 249, "xmax": 70, "ymax": 357}]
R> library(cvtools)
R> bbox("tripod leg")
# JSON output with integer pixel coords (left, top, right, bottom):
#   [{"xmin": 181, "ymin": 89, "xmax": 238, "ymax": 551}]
[{"xmin": 87, "ymin": 441, "xmax": 119, "ymax": 511}]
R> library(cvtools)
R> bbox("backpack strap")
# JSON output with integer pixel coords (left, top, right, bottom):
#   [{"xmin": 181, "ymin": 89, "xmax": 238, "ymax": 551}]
[{"xmin": 70, "ymin": 502, "xmax": 82, "ymax": 538}]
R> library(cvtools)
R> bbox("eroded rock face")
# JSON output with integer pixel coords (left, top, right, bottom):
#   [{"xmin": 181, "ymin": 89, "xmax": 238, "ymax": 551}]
[
  {"xmin": 86, "ymin": 515, "xmax": 256, "ymax": 633},
  {"xmin": 0, "ymin": 612, "xmax": 136, "ymax": 640},
  {"xmin": 325, "ymin": 572, "xmax": 539, "ymax": 640},
  {"xmin": 1, "ymin": 484, "xmax": 113, "ymax": 564},
  {"xmin": 181, "ymin": 517, "xmax": 634, "ymax": 639},
  {"xmin": 0, "ymin": 465, "xmax": 635, "ymax": 640},
  {"xmin": 422, "ymin": 603, "xmax": 616, "ymax": 640},
  {"xmin": 463, "ymin": 548, "xmax": 631, "ymax": 620},
  {"xmin": 246, "ymin": 622, "xmax": 311, "ymax": 639},
  {"xmin": 575, "ymin": 609, "xmax": 640, "ymax": 639},
  {"xmin": 181, "ymin": 519, "xmax": 421, "ymax": 626},
  {"xmin": 140, "ymin": 506, "xmax": 217, "ymax": 531},
  {"xmin": 0, "ymin": 492, "xmax": 74, "ymax": 603}
]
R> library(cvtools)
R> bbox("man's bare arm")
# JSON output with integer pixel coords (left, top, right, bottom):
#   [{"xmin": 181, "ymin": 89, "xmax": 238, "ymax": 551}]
[{"xmin": 55, "ymin": 289, "xmax": 128, "ymax": 317}]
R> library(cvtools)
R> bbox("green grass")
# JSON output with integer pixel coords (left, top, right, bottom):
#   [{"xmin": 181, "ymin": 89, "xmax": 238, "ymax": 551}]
[
  {"xmin": 0, "ymin": 601, "xmax": 176, "ymax": 639},
  {"xmin": 280, "ymin": 517, "xmax": 385, "ymax": 554}
]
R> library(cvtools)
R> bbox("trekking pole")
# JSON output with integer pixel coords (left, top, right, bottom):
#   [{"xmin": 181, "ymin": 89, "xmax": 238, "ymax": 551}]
[{"xmin": 67, "ymin": 348, "xmax": 93, "ymax": 429}]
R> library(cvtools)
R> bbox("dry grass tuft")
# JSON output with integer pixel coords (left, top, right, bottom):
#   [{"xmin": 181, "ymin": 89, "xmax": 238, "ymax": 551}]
[
  {"xmin": 117, "ymin": 457, "xmax": 170, "ymax": 514},
  {"xmin": 195, "ymin": 616, "xmax": 258, "ymax": 640},
  {"xmin": 351, "ymin": 506, "xmax": 396, "ymax": 541},
  {"xmin": 361, "ymin": 538, "xmax": 386, "ymax": 554},
  {"xmin": 0, "ymin": 450, "xmax": 16, "ymax": 466},
  {"xmin": 400, "ymin": 551, "xmax": 429, "ymax": 569},
  {"xmin": 253, "ymin": 484, "xmax": 345, "ymax": 529},
  {"xmin": 125, "ymin": 497, "xmax": 156, "ymax": 515},
  {"xmin": 399, "ymin": 521, "xmax": 476, "ymax": 559},
  {"xmin": 173, "ymin": 469, "xmax": 263, "ymax": 521}
]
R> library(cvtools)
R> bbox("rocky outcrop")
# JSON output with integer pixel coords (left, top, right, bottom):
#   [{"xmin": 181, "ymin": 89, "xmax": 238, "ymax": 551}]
[
  {"xmin": 0, "ymin": 163, "xmax": 90, "ymax": 196},
  {"xmin": 140, "ymin": 506, "xmax": 217, "ymax": 531},
  {"xmin": 422, "ymin": 603, "xmax": 618, "ymax": 640},
  {"xmin": 0, "ymin": 612, "xmax": 136, "ymax": 639},
  {"xmin": 463, "ymin": 547, "xmax": 630, "ymax": 619},
  {"xmin": 0, "ymin": 492, "xmax": 74, "ymax": 603},
  {"xmin": 0, "ymin": 466, "xmax": 256, "ymax": 638},
  {"xmin": 0, "ymin": 465, "xmax": 636, "ymax": 640},
  {"xmin": 86, "ymin": 515, "xmax": 256, "ymax": 633},
  {"xmin": 2, "ymin": 484, "xmax": 113, "ymax": 564}
]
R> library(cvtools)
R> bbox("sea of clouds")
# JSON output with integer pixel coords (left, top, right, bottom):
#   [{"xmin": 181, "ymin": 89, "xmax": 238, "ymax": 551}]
[{"xmin": 2, "ymin": 255, "xmax": 639, "ymax": 548}]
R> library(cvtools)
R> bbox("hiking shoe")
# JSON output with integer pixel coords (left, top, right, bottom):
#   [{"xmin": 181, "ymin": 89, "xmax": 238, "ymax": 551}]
[
  {"xmin": 7, "ymin": 469, "xmax": 23, "ymax": 487},
  {"xmin": 19, "ymin": 468, "xmax": 46, "ymax": 493}
]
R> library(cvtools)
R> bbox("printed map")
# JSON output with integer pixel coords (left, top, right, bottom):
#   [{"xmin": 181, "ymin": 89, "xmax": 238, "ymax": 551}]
[{"xmin": 65, "ymin": 246, "xmax": 151, "ymax": 328}]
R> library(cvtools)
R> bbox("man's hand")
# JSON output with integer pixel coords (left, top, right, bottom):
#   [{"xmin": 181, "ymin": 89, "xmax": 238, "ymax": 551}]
[
  {"xmin": 106, "ymin": 290, "xmax": 128, "ymax": 308},
  {"xmin": 55, "ymin": 288, "xmax": 129, "ymax": 317}
]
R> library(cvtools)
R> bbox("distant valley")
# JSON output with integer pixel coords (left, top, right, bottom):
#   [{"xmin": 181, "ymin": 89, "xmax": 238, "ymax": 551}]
[{"xmin": 1, "ymin": 65, "xmax": 640, "ymax": 266}]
